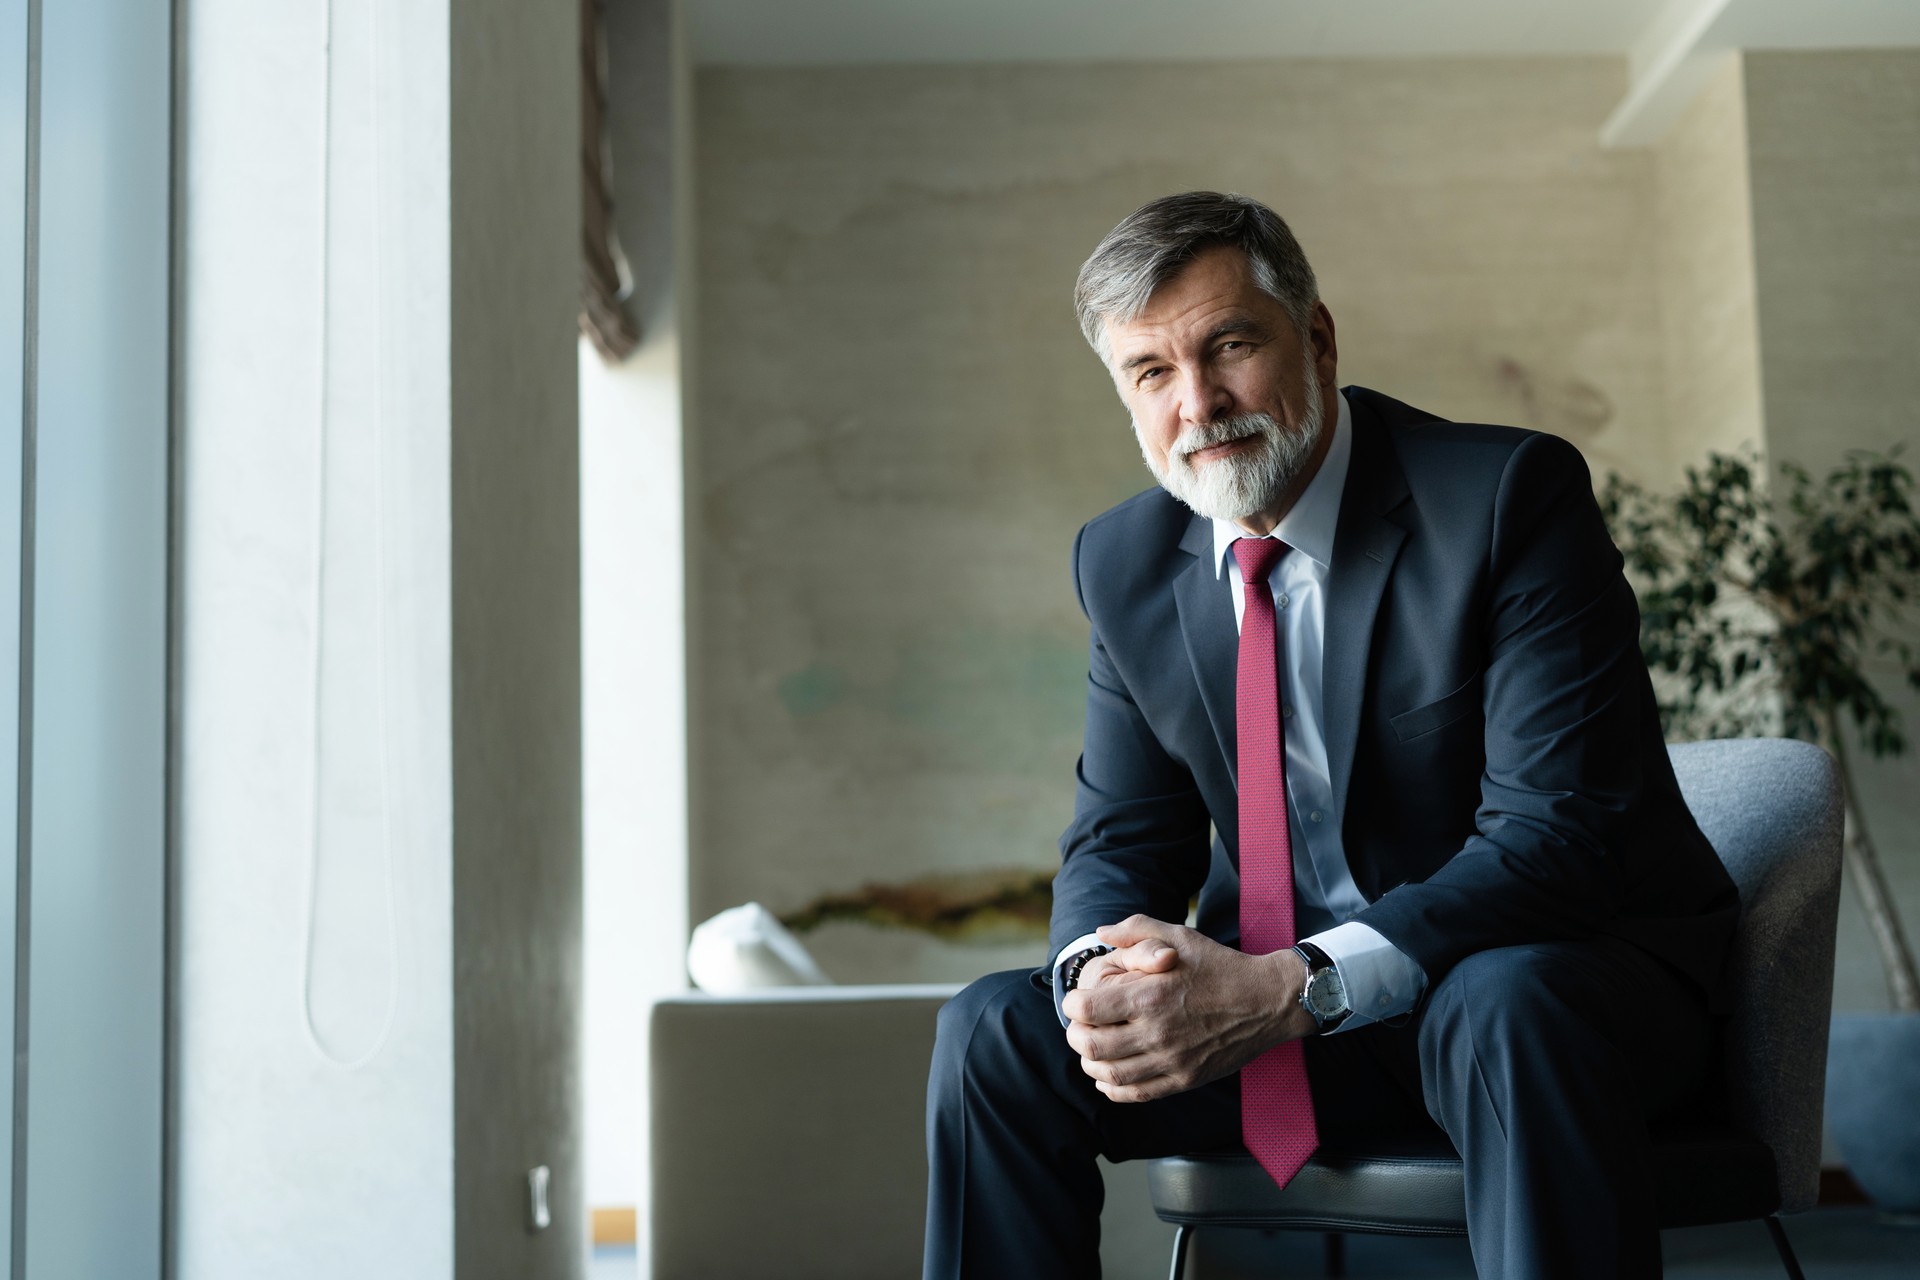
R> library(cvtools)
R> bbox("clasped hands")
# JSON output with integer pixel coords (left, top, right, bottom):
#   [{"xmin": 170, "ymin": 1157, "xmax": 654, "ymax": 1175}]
[{"xmin": 1061, "ymin": 915, "xmax": 1316, "ymax": 1103}]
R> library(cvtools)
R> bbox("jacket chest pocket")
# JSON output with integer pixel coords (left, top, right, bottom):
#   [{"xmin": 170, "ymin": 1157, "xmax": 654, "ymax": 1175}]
[{"xmin": 1389, "ymin": 672, "xmax": 1483, "ymax": 743}]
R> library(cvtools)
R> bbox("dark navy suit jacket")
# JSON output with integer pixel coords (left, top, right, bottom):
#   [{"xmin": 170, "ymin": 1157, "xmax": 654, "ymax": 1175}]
[{"xmin": 1048, "ymin": 386, "xmax": 1740, "ymax": 1011}]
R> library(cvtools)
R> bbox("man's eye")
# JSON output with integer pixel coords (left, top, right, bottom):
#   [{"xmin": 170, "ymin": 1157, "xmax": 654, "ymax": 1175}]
[{"xmin": 1139, "ymin": 367, "xmax": 1167, "ymax": 384}]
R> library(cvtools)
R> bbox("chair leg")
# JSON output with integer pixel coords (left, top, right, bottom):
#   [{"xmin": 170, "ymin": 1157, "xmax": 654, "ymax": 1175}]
[
  {"xmin": 1167, "ymin": 1224, "xmax": 1191, "ymax": 1280},
  {"xmin": 1323, "ymin": 1231, "xmax": 1346, "ymax": 1278},
  {"xmin": 1763, "ymin": 1215, "xmax": 1808, "ymax": 1280}
]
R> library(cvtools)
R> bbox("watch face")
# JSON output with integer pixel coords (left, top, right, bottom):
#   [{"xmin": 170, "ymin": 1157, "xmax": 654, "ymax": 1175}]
[{"xmin": 1307, "ymin": 969, "xmax": 1348, "ymax": 1017}]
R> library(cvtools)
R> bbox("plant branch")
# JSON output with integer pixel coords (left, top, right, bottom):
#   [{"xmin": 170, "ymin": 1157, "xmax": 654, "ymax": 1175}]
[
  {"xmin": 1605, "ymin": 447, "xmax": 1920, "ymax": 998},
  {"xmin": 1824, "ymin": 712, "xmax": 1920, "ymax": 1013}
]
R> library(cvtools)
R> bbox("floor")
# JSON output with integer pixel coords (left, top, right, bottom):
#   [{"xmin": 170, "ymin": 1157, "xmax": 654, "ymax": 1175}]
[
  {"xmin": 1182, "ymin": 1208, "xmax": 1920, "ymax": 1279},
  {"xmin": 590, "ymin": 1245, "xmax": 635, "ymax": 1279},
  {"xmin": 588, "ymin": 1208, "xmax": 1920, "ymax": 1278}
]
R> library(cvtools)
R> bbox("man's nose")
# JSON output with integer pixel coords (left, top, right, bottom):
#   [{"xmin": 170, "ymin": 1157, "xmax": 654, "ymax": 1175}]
[{"xmin": 1177, "ymin": 368, "xmax": 1233, "ymax": 426}]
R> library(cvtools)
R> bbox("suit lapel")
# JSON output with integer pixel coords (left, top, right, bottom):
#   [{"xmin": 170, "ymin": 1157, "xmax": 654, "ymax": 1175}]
[
  {"xmin": 1322, "ymin": 400, "xmax": 1411, "ymax": 821},
  {"xmin": 1168, "ymin": 392, "xmax": 1417, "ymax": 830},
  {"xmin": 1172, "ymin": 514, "xmax": 1239, "ymax": 780}
]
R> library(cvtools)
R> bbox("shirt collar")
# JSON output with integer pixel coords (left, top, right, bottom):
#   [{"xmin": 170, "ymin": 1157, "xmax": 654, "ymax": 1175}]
[{"xmin": 1213, "ymin": 388, "xmax": 1353, "ymax": 579}]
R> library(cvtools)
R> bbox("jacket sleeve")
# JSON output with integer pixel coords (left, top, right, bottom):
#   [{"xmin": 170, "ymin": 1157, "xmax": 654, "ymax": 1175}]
[
  {"xmin": 1047, "ymin": 523, "xmax": 1214, "ymax": 962},
  {"xmin": 1354, "ymin": 431, "xmax": 1652, "ymax": 983}
]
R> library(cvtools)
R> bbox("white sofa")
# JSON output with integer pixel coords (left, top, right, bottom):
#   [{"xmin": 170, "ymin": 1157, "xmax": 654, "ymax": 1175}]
[{"xmin": 649, "ymin": 984, "xmax": 1175, "ymax": 1279}]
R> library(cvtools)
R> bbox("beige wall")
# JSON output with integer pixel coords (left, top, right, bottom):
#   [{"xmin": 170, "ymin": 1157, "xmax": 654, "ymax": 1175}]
[
  {"xmin": 1652, "ymin": 56, "xmax": 1766, "ymax": 470},
  {"xmin": 692, "ymin": 56, "xmax": 1701, "ymax": 981},
  {"xmin": 1746, "ymin": 50, "xmax": 1920, "ymax": 472},
  {"xmin": 1743, "ymin": 50, "xmax": 1920, "ymax": 1015},
  {"xmin": 689, "ymin": 51, "xmax": 1918, "ymax": 996}
]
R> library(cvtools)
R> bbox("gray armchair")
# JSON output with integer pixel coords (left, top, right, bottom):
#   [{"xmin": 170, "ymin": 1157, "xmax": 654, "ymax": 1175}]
[{"xmin": 1147, "ymin": 737, "xmax": 1844, "ymax": 1279}]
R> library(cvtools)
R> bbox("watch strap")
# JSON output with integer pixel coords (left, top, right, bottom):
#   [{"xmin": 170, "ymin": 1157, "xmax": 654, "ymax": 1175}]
[
  {"xmin": 1294, "ymin": 939, "xmax": 1335, "ymax": 973},
  {"xmin": 1293, "ymin": 940, "xmax": 1351, "ymax": 1032}
]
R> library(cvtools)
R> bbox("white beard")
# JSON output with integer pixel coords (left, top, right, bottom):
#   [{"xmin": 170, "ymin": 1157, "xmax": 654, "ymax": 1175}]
[{"xmin": 1137, "ymin": 380, "xmax": 1326, "ymax": 524}]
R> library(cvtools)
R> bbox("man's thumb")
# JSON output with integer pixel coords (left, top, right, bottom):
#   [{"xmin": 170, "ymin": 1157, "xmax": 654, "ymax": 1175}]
[{"xmin": 1096, "ymin": 914, "xmax": 1179, "ymax": 952}]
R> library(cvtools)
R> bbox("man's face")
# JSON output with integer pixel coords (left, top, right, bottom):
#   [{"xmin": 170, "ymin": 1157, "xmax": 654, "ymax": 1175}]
[{"xmin": 1101, "ymin": 245, "xmax": 1338, "ymax": 532}]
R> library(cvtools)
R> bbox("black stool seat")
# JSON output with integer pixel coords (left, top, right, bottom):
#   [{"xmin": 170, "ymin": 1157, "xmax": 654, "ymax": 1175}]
[{"xmin": 1148, "ymin": 1128, "xmax": 1780, "ymax": 1238}]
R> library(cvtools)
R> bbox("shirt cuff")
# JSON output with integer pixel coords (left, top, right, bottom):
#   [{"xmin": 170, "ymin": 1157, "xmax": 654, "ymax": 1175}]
[
  {"xmin": 1302, "ymin": 921, "xmax": 1426, "ymax": 1033},
  {"xmin": 1050, "ymin": 933, "xmax": 1103, "ymax": 1028}
]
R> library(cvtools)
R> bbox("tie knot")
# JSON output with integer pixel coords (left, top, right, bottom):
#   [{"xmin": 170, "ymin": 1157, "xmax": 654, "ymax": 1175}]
[{"xmin": 1231, "ymin": 536, "xmax": 1289, "ymax": 586}]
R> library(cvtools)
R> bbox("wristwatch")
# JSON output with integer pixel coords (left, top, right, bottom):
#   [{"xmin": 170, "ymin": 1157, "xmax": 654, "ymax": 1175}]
[{"xmin": 1293, "ymin": 940, "xmax": 1351, "ymax": 1032}]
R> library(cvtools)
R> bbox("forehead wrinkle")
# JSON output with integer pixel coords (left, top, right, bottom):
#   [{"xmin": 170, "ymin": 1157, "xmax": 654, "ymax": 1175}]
[
  {"xmin": 1201, "ymin": 314, "xmax": 1268, "ymax": 344},
  {"xmin": 1111, "ymin": 302, "xmax": 1268, "ymax": 371}
]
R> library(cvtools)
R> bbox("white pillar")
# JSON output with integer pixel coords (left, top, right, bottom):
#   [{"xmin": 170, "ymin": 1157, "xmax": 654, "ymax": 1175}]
[{"xmin": 176, "ymin": 0, "xmax": 581, "ymax": 1275}]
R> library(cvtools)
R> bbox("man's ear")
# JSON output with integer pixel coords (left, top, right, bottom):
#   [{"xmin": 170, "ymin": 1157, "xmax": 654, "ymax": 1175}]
[{"xmin": 1308, "ymin": 301, "xmax": 1338, "ymax": 388}]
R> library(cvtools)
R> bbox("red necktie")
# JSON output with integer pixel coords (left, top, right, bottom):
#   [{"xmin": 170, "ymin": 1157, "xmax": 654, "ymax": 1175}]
[{"xmin": 1231, "ymin": 536, "xmax": 1319, "ymax": 1189}]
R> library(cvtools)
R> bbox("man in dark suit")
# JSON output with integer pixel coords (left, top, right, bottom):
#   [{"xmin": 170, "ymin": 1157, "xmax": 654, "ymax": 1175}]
[{"xmin": 922, "ymin": 192, "xmax": 1740, "ymax": 1280}]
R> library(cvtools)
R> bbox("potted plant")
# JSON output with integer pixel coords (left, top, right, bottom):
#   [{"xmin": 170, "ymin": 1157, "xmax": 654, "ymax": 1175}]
[{"xmin": 1601, "ymin": 449, "xmax": 1920, "ymax": 1216}]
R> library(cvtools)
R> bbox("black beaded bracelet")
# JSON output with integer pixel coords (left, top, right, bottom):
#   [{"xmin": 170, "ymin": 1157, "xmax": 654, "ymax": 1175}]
[{"xmin": 1063, "ymin": 944, "xmax": 1113, "ymax": 993}]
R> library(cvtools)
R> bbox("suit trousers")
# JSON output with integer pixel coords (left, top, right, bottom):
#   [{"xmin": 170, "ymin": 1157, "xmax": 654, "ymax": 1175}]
[{"xmin": 923, "ymin": 936, "xmax": 1713, "ymax": 1280}]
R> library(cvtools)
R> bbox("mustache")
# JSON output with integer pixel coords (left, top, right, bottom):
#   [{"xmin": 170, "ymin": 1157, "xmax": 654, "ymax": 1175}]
[{"xmin": 1171, "ymin": 413, "xmax": 1278, "ymax": 461}]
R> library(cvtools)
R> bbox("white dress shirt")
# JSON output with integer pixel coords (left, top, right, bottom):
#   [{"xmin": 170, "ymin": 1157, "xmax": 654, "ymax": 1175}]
[{"xmin": 1055, "ymin": 390, "xmax": 1427, "ymax": 1031}]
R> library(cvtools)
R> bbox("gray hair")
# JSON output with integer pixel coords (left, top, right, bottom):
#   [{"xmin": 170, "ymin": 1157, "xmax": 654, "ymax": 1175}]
[{"xmin": 1074, "ymin": 191, "xmax": 1319, "ymax": 362}]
